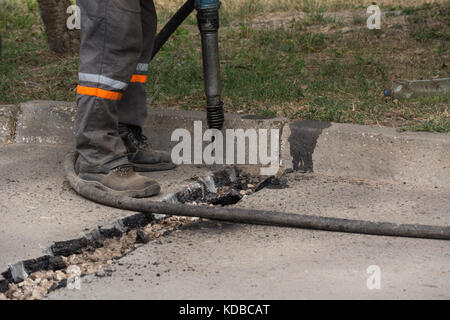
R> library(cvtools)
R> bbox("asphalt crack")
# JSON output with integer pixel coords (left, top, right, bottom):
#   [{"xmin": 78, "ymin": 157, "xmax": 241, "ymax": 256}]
[{"xmin": 0, "ymin": 166, "xmax": 284, "ymax": 300}]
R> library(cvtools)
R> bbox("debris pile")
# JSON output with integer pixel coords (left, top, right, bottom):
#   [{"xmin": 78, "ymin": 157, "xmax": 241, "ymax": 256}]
[
  {"xmin": 1, "ymin": 216, "xmax": 193, "ymax": 300},
  {"xmin": 173, "ymin": 167, "xmax": 288, "ymax": 206}
]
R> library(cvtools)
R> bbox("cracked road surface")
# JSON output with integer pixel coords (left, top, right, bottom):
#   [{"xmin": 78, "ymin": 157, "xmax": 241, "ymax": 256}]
[
  {"xmin": 47, "ymin": 220, "xmax": 449, "ymax": 299},
  {"xmin": 48, "ymin": 172, "xmax": 450, "ymax": 299},
  {"xmin": 0, "ymin": 143, "xmax": 448, "ymax": 299},
  {"xmin": 0, "ymin": 144, "xmax": 212, "ymax": 272}
]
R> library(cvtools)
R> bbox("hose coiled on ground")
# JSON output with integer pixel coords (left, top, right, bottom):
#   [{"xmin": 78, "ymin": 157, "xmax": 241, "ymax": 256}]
[{"xmin": 64, "ymin": 152, "xmax": 450, "ymax": 241}]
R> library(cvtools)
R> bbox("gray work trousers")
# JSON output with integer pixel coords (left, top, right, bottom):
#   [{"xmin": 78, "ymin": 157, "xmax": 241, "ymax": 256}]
[{"xmin": 76, "ymin": 0, "xmax": 157, "ymax": 173}]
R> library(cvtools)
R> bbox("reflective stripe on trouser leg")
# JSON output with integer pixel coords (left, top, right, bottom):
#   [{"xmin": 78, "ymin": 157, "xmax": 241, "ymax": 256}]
[
  {"xmin": 78, "ymin": 73, "xmax": 128, "ymax": 90},
  {"xmin": 76, "ymin": 0, "xmax": 143, "ymax": 173},
  {"xmin": 77, "ymin": 85, "xmax": 123, "ymax": 100},
  {"xmin": 118, "ymin": 0, "xmax": 157, "ymax": 127}
]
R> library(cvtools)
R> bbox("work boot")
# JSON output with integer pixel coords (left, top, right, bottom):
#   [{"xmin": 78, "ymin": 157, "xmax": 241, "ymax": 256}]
[
  {"xmin": 119, "ymin": 123, "xmax": 176, "ymax": 172},
  {"xmin": 78, "ymin": 164, "xmax": 161, "ymax": 198}
]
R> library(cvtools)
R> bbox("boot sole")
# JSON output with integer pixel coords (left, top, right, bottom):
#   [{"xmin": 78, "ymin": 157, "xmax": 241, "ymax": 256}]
[
  {"xmin": 80, "ymin": 179, "xmax": 160, "ymax": 198},
  {"xmin": 131, "ymin": 162, "xmax": 177, "ymax": 172}
]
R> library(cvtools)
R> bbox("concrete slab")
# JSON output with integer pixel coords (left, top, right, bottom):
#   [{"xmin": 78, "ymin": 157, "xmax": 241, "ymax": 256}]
[
  {"xmin": 47, "ymin": 172, "xmax": 450, "ymax": 299},
  {"xmin": 285, "ymin": 120, "xmax": 450, "ymax": 188},
  {"xmin": 12, "ymin": 101, "xmax": 288, "ymax": 152},
  {"xmin": 14, "ymin": 101, "xmax": 76, "ymax": 145},
  {"xmin": 235, "ymin": 172, "xmax": 450, "ymax": 226},
  {"xmin": 143, "ymin": 108, "xmax": 288, "ymax": 167},
  {"xmin": 0, "ymin": 143, "xmax": 212, "ymax": 272},
  {"xmin": 12, "ymin": 101, "xmax": 288, "ymax": 173},
  {"xmin": 48, "ymin": 225, "xmax": 450, "ymax": 300},
  {"xmin": 0, "ymin": 104, "xmax": 18, "ymax": 143},
  {"xmin": 10, "ymin": 100, "xmax": 450, "ymax": 187}
]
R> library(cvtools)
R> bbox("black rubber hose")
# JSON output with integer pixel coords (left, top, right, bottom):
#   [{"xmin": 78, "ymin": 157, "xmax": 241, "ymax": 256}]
[
  {"xmin": 64, "ymin": 153, "xmax": 450, "ymax": 241},
  {"xmin": 151, "ymin": 0, "xmax": 195, "ymax": 60}
]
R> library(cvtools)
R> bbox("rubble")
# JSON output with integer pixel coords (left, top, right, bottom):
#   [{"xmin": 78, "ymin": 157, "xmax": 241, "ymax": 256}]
[{"xmin": 2, "ymin": 216, "xmax": 194, "ymax": 300}]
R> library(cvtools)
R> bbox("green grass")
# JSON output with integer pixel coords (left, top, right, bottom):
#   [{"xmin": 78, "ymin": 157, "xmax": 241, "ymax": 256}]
[
  {"xmin": 398, "ymin": 118, "xmax": 450, "ymax": 133},
  {"xmin": 0, "ymin": 0, "xmax": 78, "ymax": 102},
  {"xmin": 149, "ymin": 5, "xmax": 449, "ymax": 129},
  {"xmin": 405, "ymin": 3, "xmax": 450, "ymax": 42},
  {"xmin": 0, "ymin": 0, "xmax": 449, "ymax": 132}
]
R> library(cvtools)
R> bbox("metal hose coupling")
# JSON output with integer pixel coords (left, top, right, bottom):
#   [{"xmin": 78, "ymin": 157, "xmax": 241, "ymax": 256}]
[{"xmin": 196, "ymin": 0, "xmax": 224, "ymax": 130}]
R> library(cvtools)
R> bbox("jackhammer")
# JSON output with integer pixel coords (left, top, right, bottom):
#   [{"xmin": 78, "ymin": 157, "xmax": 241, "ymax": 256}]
[
  {"xmin": 64, "ymin": 0, "xmax": 450, "ymax": 241},
  {"xmin": 152, "ymin": 0, "xmax": 224, "ymax": 129}
]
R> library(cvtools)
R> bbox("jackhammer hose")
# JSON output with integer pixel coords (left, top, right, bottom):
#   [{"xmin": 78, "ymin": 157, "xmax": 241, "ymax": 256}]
[
  {"xmin": 64, "ymin": 153, "xmax": 450, "ymax": 241},
  {"xmin": 151, "ymin": 0, "xmax": 195, "ymax": 60}
]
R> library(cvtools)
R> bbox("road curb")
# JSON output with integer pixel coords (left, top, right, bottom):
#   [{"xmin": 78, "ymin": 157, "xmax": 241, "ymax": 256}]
[
  {"xmin": 285, "ymin": 120, "xmax": 450, "ymax": 187},
  {"xmin": 0, "ymin": 104, "xmax": 19, "ymax": 143},
  {"xmin": 14, "ymin": 100, "xmax": 76, "ymax": 144},
  {"xmin": 1, "ymin": 100, "xmax": 449, "ymax": 186},
  {"xmin": 9, "ymin": 100, "xmax": 290, "ymax": 172}
]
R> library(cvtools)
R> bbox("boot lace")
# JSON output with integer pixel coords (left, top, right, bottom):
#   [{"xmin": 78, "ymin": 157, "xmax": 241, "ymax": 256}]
[{"xmin": 111, "ymin": 165, "xmax": 134, "ymax": 176}]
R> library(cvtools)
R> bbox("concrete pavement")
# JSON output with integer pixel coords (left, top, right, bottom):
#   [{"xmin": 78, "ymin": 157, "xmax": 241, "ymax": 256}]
[
  {"xmin": 0, "ymin": 101, "xmax": 448, "ymax": 299},
  {"xmin": 0, "ymin": 143, "xmax": 212, "ymax": 273},
  {"xmin": 48, "ymin": 172, "xmax": 450, "ymax": 299},
  {"xmin": 2, "ymin": 101, "xmax": 450, "ymax": 185}
]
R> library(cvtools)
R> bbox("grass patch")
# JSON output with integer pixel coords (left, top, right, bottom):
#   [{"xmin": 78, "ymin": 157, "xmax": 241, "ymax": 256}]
[
  {"xmin": 405, "ymin": 2, "xmax": 450, "ymax": 42},
  {"xmin": 398, "ymin": 114, "xmax": 450, "ymax": 133},
  {"xmin": 0, "ymin": 0, "xmax": 78, "ymax": 102},
  {"xmin": 0, "ymin": 0, "xmax": 449, "ymax": 132}
]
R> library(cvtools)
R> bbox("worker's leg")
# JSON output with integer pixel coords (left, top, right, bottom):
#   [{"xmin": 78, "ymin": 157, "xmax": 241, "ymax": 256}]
[
  {"xmin": 75, "ymin": 0, "xmax": 160, "ymax": 197},
  {"xmin": 117, "ymin": 0, "xmax": 175, "ymax": 172},
  {"xmin": 117, "ymin": 0, "xmax": 157, "ymax": 127},
  {"xmin": 76, "ymin": 0, "xmax": 143, "ymax": 173}
]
